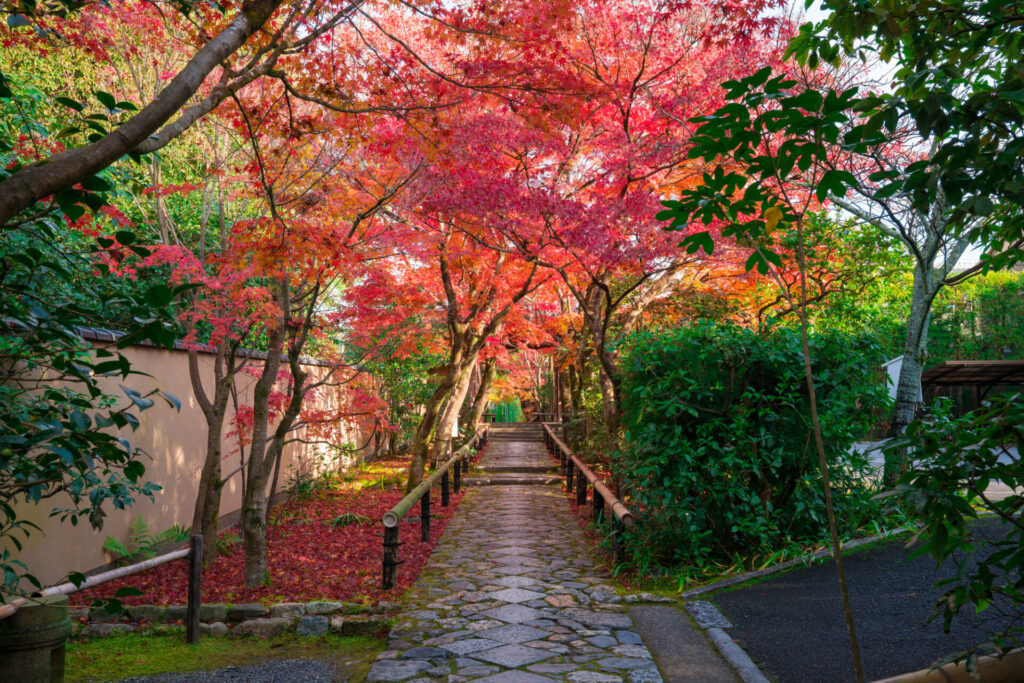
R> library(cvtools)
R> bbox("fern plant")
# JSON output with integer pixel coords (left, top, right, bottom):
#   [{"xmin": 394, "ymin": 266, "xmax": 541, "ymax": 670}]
[
  {"xmin": 103, "ymin": 515, "xmax": 191, "ymax": 566},
  {"xmin": 330, "ymin": 512, "xmax": 370, "ymax": 529}
]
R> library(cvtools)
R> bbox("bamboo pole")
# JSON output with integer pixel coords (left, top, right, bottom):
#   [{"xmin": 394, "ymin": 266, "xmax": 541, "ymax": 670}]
[
  {"xmin": 1, "ymin": 546, "xmax": 191, "ymax": 621},
  {"xmin": 543, "ymin": 424, "xmax": 634, "ymax": 528}
]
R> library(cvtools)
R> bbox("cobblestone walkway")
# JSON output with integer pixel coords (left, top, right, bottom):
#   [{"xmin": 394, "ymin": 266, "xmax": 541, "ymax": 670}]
[{"xmin": 366, "ymin": 433, "xmax": 663, "ymax": 683}]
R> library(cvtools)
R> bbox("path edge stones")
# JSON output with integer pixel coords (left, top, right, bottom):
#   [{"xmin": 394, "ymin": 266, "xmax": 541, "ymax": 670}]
[{"xmin": 683, "ymin": 601, "xmax": 770, "ymax": 683}]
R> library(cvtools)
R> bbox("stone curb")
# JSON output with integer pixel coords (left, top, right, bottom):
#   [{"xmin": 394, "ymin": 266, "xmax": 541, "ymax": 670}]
[
  {"xmin": 683, "ymin": 601, "xmax": 769, "ymax": 683},
  {"xmin": 69, "ymin": 600, "xmax": 398, "ymax": 640},
  {"xmin": 679, "ymin": 530, "xmax": 902, "ymax": 600}
]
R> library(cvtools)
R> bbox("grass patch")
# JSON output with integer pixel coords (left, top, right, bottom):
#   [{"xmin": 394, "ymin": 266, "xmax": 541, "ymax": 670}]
[{"xmin": 66, "ymin": 631, "xmax": 384, "ymax": 682}]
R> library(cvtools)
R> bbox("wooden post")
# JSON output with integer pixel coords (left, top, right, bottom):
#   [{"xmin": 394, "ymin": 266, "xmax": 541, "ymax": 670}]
[
  {"xmin": 576, "ymin": 471, "xmax": 587, "ymax": 506},
  {"xmin": 186, "ymin": 535, "xmax": 202, "ymax": 644},
  {"xmin": 592, "ymin": 489, "xmax": 604, "ymax": 524},
  {"xmin": 441, "ymin": 468, "xmax": 450, "ymax": 507},
  {"xmin": 612, "ymin": 516, "xmax": 624, "ymax": 566},
  {"xmin": 453, "ymin": 455, "xmax": 462, "ymax": 493},
  {"xmin": 420, "ymin": 488, "xmax": 431, "ymax": 542},
  {"xmin": 567, "ymin": 461, "xmax": 575, "ymax": 492},
  {"xmin": 382, "ymin": 525, "xmax": 400, "ymax": 589},
  {"xmin": 461, "ymin": 451, "xmax": 470, "ymax": 475}
]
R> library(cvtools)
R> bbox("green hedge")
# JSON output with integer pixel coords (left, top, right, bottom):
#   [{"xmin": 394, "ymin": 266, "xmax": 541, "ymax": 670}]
[{"xmin": 615, "ymin": 321, "xmax": 889, "ymax": 568}]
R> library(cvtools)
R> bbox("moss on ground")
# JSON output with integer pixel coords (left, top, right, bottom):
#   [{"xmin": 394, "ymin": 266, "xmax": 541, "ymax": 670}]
[{"xmin": 66, "ymin": 632, "xmax": 385, "ymax": 682}]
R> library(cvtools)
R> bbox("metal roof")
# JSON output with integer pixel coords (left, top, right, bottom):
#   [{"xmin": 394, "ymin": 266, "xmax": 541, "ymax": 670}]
[{"xmin": 921, "ymin": 360, "xmax": 1024, "ymax": 386}]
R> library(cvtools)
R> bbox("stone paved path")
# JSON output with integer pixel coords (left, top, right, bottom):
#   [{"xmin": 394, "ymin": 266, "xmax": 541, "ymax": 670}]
[{"xmin": 367, "ymin": 429, "xmax": 663, "ymax": 683}]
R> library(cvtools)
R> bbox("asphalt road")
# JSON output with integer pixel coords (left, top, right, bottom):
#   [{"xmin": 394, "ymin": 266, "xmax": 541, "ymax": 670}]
[{"xmin": 712, "ymin": 519, "xmax": 1022, "ymax": 682}]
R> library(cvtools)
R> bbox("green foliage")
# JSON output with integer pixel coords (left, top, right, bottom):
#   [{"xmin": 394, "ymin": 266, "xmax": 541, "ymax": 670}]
[
  {"xmin": 929, "ymin": 271, "xmax": 1024, "ymax": 363},
  {"xmin": 285, "ymin": 467, "xmax": 319, "ymax": 501},
  {"xmin": 351, "ymin": 338, "xmax": 445, "ymax": 454},
  {"xmin": 0, "ymin": 69, "xmax": 184, "ymax": 599},
  {"xmin": 492, "ymin": 400, "xmax": 524, "ymax": 423},
  {"xmin": 330, "ymin": 512, "xmax": 370, "ymax": 529},
  {"xmin": 883, "ymin": 394, "xmax": 1024, "ymax": 656},
  {"xmin": 813, "ymin": 270, "xmax": 1024, "ymax": 364},
  {"xmin": 102, "ymin": 515, "xmax": 192, "ymax": 566},
  {"xmin": 216, "ymin": 531, "xmax": 242, "ymax": 556},
  {"xmin": 615, "ymin": 321, "xmax": 889, "ymax": 570},
  {"xmin": 790, "ymin": 0, "xmax": 1024, "ymax": 265}
]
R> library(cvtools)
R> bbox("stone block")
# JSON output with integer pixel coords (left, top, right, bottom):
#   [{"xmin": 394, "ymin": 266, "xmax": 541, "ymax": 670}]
[
  {"xmin": 127, "ymin": 605, "xmax": 165, "ymax": 623},
  {"xmin": 296, "ymin": 616, "xmax": 329, "ymax": 637},
  {"xmin": 199, "ymin": 603, "xmax": 227, "ymax": 622},
  {"xmin": 200, "ymin": 622, "xmax": 228, "ymax": 637},
  {"xmin": 342, "ymin": 614, "xmax": 390, "ymax": 637},
  {"xmin": 305, "ymin": 601, "xmax": 342, "ymax": 616},
  {"xmin": 269, "ymin": 603, "xmax": 306, "ymax": 620},
  {"xmin": 227, "ymin": 603, "xmax": 267, "ymax": 622},
  {"xmin": 87, "ymin": 607, "xmax": 125, "ymax": 623},
  {"xmin": 231, "ymin": 617, "xmax": 288, "ymax": 638}
]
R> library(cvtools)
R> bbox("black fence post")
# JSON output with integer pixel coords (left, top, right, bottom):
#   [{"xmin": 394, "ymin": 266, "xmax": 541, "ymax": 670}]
[
  {"xmin": 592, "ymin": 490, "xmax": 604, "ymax": 524},
  {"xmin": 453, "ymin": 455, "xmax": 462, "ymax": 493},
  {"xmin": 612, "ymin": 516, "xmax": 625, "ymax": 566},
  {"xmin": 441, "ymin": 468, "xmax": 450, "ymax": 507},
  {"xmin": 186, "ymin": 535, "xmax": 202, "ymax": 644},
  {"xmin": 567, "ymin": 461, "xmax": 575, "ymax": 492},
  {"xmin": 420, "ymin": 488, "xmax": 431, "ymax": 542},
  {"xmin": 382, "ymin": 525, "xmax": 400, "ymax": 589},
  {"xmin": 576, "ymin": 472, "xmax": 587, "ymax": 506}
]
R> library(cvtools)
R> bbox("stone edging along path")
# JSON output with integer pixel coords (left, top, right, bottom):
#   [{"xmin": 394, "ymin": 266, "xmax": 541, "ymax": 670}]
[{"xmin": 69, "ymin": 599, "xmax": 396, "ymax": 640}]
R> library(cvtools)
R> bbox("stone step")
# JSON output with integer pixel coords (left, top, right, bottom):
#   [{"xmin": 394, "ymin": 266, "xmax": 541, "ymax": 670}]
[
  {"xmin": 463, "ymin": 474, "xmax": 561, "ymax": 486},
  {"xmin": 474, "ymin": 464, "xmax": 558, "ymax": 474},
  {"xmin": 487, "ymin": 436, "xmax": 544, "ymax": 442}
]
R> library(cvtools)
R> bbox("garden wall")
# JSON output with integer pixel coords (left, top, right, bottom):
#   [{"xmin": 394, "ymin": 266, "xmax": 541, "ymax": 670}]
[{"xmin": 8, "ymin": 339, "xmax": 374, "ymax": 587}]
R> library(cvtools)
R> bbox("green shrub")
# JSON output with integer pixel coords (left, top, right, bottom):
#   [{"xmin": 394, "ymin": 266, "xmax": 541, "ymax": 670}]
[{"xmin": 615, "ymin": 321, "xmax": 889, "ymax": 570}]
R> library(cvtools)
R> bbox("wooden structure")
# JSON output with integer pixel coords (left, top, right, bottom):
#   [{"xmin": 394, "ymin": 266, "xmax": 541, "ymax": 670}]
[
  {"xmin": 1, "ymin": 534, "xmax": 204, "ymax": 644},
  {"xmin": 541, "ymin": 424, "xmax": 634, "ymax": 564},
  {"xmin": 921, "ymin": 360, "xmax": 1024, "ymax": 390},
  {"xmin": 380, "ymin": 427, "xmax": 489, "ymax": 589}
]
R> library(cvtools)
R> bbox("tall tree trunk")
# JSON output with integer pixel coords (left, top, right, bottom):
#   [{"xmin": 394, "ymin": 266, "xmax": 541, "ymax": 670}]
[
  {"xmin": 885, "ymin": 266, "xmax": 940, "ymax": 484},
  {"xmin": 241, "ymin": 282, "xmax": 288, "ymax": 588},
  {"xmin": 468, "ymin": 359, "xmax": 497, "ymax": 433},
  {"xmin": 558, "ymin": 368, "xmax": 571, "ymax": 418},
  {"xmin": 568, "ymin": 365, "xmax": 583, "ymax": 412},
  {"xmin": 188, "ymin": 342, "xmax": 237, "ymax": 563},
  {"xmin": 407, "ymin": 341, "xmax": 465, "ymax": 491},
  {"xmin": 433, "ymin": 358, "xmax": 477, "ymax": 466}
]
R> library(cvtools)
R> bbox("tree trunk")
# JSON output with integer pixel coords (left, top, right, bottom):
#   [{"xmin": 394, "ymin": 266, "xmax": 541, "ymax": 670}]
[
  {"xmin": 884, "ymin": 266, "xmax": 939, "ymax": 484},
  {"xmin": 558, "ymin": 368, "xmax": 571, "ymax": 418},
  {"xmin": 241, "ymin": 281, "xmax": 288, "ymax": 588},
  {"xmin": 597, "ymin": 365, "xmax": 619, "ymax": 435},
  {"xmin": 468, "ymin": 359, "xmax": 497, "ymax": 433},
  {"xmin": 433, "ymin": 358, "xmax": 477, "ymax": 466},
  {"xmin": 407, "ymin": 338, "xmax": 466, "ymax": 491},
  {"xmin": 188, "ymin": 342, "xmax": 237, "ymax": 564}
]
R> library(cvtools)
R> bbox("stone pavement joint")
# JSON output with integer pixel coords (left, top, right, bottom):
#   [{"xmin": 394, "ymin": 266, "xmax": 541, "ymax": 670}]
[{"xmin": 367, "ymin": 426, "xmax": 664, "ymax": 682}]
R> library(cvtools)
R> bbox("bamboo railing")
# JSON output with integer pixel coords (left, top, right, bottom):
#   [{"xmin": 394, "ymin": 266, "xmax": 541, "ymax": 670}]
[
  {"xmin": 1, "ymin": 535, "xmax": 205, "ymax": 643},
  {"xmin": 542, "ymin": 423, "xmax": 634, "ymax": 564},
  {"xmin": 381, "ymin": 426, "xmax": 489, "ymax": 589}
]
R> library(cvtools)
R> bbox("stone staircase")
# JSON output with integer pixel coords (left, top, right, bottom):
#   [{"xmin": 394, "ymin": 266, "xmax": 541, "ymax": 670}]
[{"xmin": 466, "ymin": 423, "xmax": 561, "ymax": 486}]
